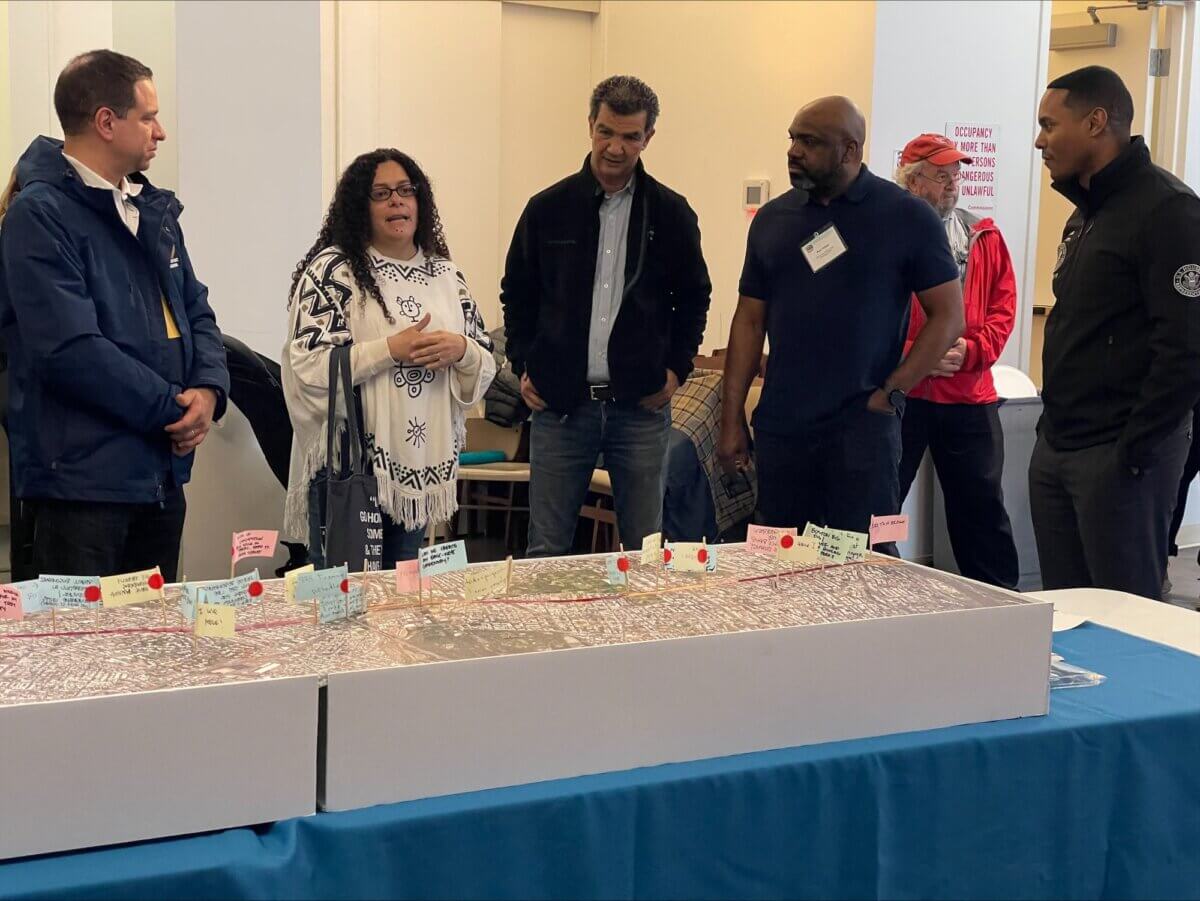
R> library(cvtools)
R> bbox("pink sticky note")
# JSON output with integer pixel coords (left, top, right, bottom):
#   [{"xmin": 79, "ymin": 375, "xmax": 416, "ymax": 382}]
[
  {"xmin": 869, "ymin": 514, "xmax": 909, "ymax": 545},
  {"xmin": 0, "ymin": 585, "xmax": 23, "ymax": 621},
  {"xmin": 746, "ymin": 524, "xmax": 796, "ymax": 555},
  {"xmin": 232, "ymin": 530, "xmax": 279, "ymax": 565},
  {"xmin": 395, "ymin": 560, "xmax": 432, "ymax": 593}
]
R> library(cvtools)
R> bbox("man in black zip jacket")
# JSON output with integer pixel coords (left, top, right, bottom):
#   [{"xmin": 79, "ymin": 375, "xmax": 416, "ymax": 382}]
[
  {"xmin": 1031, "ymin": 65, "xmax": 1200, "ymax": 601},
  {"xmin": 501, "ymin": 76, "xmax": 711, "ymax": 557}
]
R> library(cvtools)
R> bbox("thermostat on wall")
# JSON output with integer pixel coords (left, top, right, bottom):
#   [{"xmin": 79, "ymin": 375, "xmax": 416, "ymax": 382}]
[{"xmin": 743, "ymin": 179, "xmax": 769, "ymax": 212}]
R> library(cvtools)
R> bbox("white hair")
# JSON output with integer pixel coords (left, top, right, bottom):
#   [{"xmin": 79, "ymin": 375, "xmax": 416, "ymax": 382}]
[{"xmin": 894, "ymin": 160, "xmax": 924, "ymax": 189}]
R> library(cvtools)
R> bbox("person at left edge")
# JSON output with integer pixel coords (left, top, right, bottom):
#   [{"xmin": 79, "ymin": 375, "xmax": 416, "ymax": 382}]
[{"xmin": 0, "ymin": 50, "xmax": 228, "ymax": 582}]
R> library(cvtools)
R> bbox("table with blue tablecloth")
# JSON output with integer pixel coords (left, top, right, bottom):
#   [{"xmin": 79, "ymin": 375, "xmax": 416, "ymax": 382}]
[{"xmin": 2, "ymin": 623, "xmax": 1197, "ymax": 900}]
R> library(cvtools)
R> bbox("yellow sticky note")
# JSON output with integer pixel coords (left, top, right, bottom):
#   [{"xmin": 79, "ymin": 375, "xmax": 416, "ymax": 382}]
[
  {"xmin": 777, "ymin": 535, "xmax": 822, "ymax": 565},
  {"xmin": 194, "ymin": 603, "xmax": 236, "ymax": 638},
  {"xmin": 285, "ymin": 564, "xmax": 315, "ymax": 605},
  {"xmin": 464, "ymin": 563, "xmax": 510, "ymax": 601},
  {"xmin": 668, "ymin": 541, "xmax": 710, "ymax": 572},
  {"xmin": 100, "ymin": 567, "xmax": 165, "ymax": 608},
  {"xmin": 640, "ymin": 532, "xmax": 662, "ymax": 566}
]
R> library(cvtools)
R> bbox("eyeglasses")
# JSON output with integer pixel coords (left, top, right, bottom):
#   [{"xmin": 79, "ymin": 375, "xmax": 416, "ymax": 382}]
[
  {"xmin": 916, "ymin": 170, "xmax": 963, "ymax": 187},
  {"xmin": 369, "ymin": 183, "xmax": 419, "ymax": 202}
]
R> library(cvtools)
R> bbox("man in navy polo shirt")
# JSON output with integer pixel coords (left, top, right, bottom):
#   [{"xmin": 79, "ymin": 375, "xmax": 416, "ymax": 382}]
[{"xmin": 718, "ymin": 97, "xmax": 963, "ymax": 547}]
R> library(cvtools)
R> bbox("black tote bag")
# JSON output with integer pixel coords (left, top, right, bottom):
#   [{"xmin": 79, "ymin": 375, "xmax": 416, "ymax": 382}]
[{"xmin": 321, "ymin": 346, "xmax": 384, "ymax": 572}]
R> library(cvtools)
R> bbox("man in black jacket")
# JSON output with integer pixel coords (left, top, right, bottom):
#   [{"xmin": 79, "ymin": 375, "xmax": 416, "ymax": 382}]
[
  {"xmin": 501, "ymin": 76, "xmax": 711, "ymax": 556},
  {"xmin": 1031, "ymin": 65, "xmax": 1200, "ymax": 601}
]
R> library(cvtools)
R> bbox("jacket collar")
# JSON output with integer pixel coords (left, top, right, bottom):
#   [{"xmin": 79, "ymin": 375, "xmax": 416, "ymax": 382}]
[
  {"xmin": 1051, "ymin": 135, "xmax": 1150, "ymax": 214},
  {"xmin": 575, "ymin": 154, "xmax": 648, "ymax": 198},
  {"xmin": 15, "ymin": 135, "xmax": 180, "ymax": 218}
]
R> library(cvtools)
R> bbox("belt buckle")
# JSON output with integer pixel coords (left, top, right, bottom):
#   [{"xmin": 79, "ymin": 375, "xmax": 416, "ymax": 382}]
[{"xmin": 589, "ymin": 384, "xmax": 610, "ymax": 402}]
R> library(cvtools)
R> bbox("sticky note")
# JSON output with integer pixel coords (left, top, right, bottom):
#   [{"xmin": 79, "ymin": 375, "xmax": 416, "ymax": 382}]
[
  {"xmin": 284, "ymin": 564, "xmax": 315, "ymax": 604},
  {"xmin": 604, "ymin": 555, "xmax": 629, "ymax": 587},
  {"xmin": 195, "ymin": 570, "xmax": 262, "ymax": 607},
  {"xmin": 232, "ymin": 530, "xmax": 279, "ymax": 565},
  {"xmin": 346, "ymin": 585, "xmax": 367, "ymax": 617},
  {"xmin": 10, "ymin": 580, "xmax": 47, "ymax": 615},
  {"xmin": 100, "ymin": 567, "xmax": 165, "ymax": 608},
  {"xmin": 179, "ymin": 583, "xmax": 201, "ymax": 623},
  {"xmin": 0, "ymin": 585, "xmax": 23, "ymax": 621},
  {"xmin": 464, "ymin": 562, "xmax": 510, "ymax": 601},
  {"xmin": 666, "ymin": 542, "xmax": 711, "ymax": 573},
  {"xmin": 805, "ymin": 525, "xmax": 852, "ymax": 564},
  {"xmin": 395, "ymin": 560, "xmax": 431, "ymax": 594},
  {"xmin": 419, "ymin": 540, "xmax": 468, "ymax": 577},
  {"xmin": 746, "ymin": 525, "xmax": 797, "ymax": 555},
  {"xmin": 38, "ymin": 574, "xmax": 101, "ymax": 609},
  {"xmin": 777, "ymin": 535, "xmax": 822, "ymax": 565},
  {"xmin": 640, "ymin": 532, "xmax": 662, "ymax": 566},
  {"xmin": 869, "ymin": 514, "xmax": 909, "ymax": 545},
  {"xmin": 835, "ymin": 529, "xmax": 870, "ymax": 562},
  {"xmin": 293, "ymin": 565, "xmax": 348, "ymax": 602},
  {"xmin": 194, "ymin": 603, "xmax": 236, "ymax": 638},
  {"xmin": 318, "ymin": 589, "xmax": 350, "ymax": 624}
]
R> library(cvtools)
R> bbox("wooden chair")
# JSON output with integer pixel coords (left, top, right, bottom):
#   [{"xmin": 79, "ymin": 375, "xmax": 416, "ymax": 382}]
[{"xmin": 454, "ymin": 416, "xmax": 530, "ymax": 550}]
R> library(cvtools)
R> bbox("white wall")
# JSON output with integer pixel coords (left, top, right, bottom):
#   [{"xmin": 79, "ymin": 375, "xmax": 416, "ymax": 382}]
[
  {"xmin": 596, "ymin": 0, "xmax": 878, "ymax": 351},
  {"xmin": 175, "ymin": 0, "xmax": 323, "ymax": 357},
  {"xmin": 870, "ymin": 0, "xmax": 1052, "ymax": 560}
]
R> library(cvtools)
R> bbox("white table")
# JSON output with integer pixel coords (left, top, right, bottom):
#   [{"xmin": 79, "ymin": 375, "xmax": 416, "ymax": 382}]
[{"xmin": 1032, "ymin": 588, "xmax": 1200, "ymax": 656}]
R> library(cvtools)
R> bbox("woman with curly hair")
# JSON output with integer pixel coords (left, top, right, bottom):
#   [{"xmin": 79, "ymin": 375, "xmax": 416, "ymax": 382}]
[{"xmin": 282, "ymin": 149, "xmax": 495, "ymax": 565}]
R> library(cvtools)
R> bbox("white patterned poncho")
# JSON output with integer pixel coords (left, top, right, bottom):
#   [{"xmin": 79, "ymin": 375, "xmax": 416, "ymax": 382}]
[{"xmin": 281, "ymin": 245, "xmax": 496, "ymax": 541}]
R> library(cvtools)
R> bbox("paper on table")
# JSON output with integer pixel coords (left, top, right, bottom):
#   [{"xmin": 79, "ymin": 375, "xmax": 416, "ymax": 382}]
[
  {"xmin": 197, "ymin": 570, "xmax": 262, "ymax": 607},
  {"xmin": 394, "ymin": 560, "xmax": 432, "ymax": 594},
  {"xmin": 746, "ymin": 525, "xmax": 796, "ymax": 555},
  {"xmin": 777, "ymin": 535, "xmax": 822, "ymax": 565},
  {"xmin": 38, "ymin": 575, "xmax": 101, "ymax": 609},
  {"xmin": 869, "ymin": 514, "xmax": 909, "ymax": 545},
  {"xmin": 666, "ymin": 542, "xmax": 710, "ymax": 573},
  {"xmin": 1052, "ymin": 612, "xmax": 1088, "ymax": 632},
  {"xmin": 604, "ymin": 555, "xmax": 628, "ymax": 587},
  {"xmin": 0, "ymin": 585, "xmax": 22, "ymax": 621},
  {"xmin": 194, "ymin": 603, "xmax": 236, "ymax": 638},
  {"xmin": 99, "ymin": 567, "xmax": 165, "ymax": 608},
  {"xmin": 284, "ymin": 564, "xmax": 315, "ymax": 604},
  {"xmin": 293, "ymin": 565, "xmax": 348, "ymax": 603},
  {"xmin": 12, "ymin": 580, "xmax": 47, "ymax": 615},
  {"xmin": 640, "ymin": 532, "xmax": 662, "ymax": 566},
  {"xmin": 464, "ymin": 562, "xmax": 510, "ymax": 601},
  {"xmin": 232, "ymin": 530, "xmax": 279, "ymax": 565},
  {"xmin": 419, "ymin": 541, "xmax": 468, "ymax": 577}
]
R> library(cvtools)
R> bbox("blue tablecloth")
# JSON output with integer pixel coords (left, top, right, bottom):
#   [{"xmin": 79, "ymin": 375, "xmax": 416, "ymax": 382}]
[{"xmin": 3, "ymin": 624, "xmax": 1198, "ymax": 900}]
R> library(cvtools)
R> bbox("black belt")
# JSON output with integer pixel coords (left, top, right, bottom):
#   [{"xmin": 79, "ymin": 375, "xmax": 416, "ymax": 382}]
[{"xmin": 587, "ymin": 383, "xmax": 614, "ymax": 402}]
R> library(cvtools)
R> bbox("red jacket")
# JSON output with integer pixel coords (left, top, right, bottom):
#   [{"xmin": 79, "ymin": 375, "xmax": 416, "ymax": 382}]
[{"xmin": 904, "ymin": 217, "xmax": 1016, "ymax": 405}]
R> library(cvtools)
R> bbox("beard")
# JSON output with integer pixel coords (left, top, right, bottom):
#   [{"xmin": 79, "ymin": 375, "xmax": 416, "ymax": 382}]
[{"xmin": 789, "ymin": 166, "xmax": 838, "ymax": 198}]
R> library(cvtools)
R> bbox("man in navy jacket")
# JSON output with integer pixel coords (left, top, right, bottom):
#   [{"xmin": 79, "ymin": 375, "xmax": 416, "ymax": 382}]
[{"xmin": 0, "ymin": 50, "xmax": 228, "ymax": 581}]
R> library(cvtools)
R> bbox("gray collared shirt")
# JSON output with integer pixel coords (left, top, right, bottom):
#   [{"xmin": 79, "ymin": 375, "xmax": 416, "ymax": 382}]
[{"xmin": 586, "ymin": 174, "xmax": 635, "ymax": 383}]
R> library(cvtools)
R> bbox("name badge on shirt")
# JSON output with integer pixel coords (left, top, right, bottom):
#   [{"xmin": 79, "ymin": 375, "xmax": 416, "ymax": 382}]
[{"xmin": 800, "ymin": 224, "xmax": 848, "ymax": 273}]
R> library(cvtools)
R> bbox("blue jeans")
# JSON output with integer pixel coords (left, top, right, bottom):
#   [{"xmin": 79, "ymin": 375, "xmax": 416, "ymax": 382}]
[
  {"xmin": 527, "ymin": 401, "xmax": 671, "ymax": 557},
  {"xmin": 662, "ymin": 428, "xmax": 718, "ymax": 542},
  {"xmin": 307, "ymin": 473, "xmax": 426, "ymax": 569}
]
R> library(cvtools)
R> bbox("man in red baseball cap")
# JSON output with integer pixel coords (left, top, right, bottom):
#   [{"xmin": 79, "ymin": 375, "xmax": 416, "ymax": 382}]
[{"xmin": 893, "ymin": 132, "xmax": 1019, "ymax": 589}]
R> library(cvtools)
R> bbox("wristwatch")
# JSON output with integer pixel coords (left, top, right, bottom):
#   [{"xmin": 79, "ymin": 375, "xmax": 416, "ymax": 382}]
[{"xmin": 885, "ymin": 386, "xmax": 907, "ymax": 416}]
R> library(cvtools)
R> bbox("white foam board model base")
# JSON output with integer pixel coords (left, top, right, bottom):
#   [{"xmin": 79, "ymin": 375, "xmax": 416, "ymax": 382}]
[
  {"xmin": 321, "ymin": 602, "xmax": 1052, "ymax": 811},
  {"xmin": 0, "ymin": 676, "xmax": 319, "ymax": 860}
]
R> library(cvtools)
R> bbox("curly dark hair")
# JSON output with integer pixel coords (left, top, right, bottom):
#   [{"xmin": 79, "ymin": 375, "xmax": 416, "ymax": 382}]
[{"xmin": 290, "ymin": 148, "xmax": 450, "ymax": 324}]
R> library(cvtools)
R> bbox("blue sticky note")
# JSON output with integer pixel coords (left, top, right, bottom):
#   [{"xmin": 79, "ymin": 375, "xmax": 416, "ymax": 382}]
[
  {"xmin": 38, "ymin": 574, "xmax": 100, "ymax": 609},
  {"xmin": 197, "ymin": 570, "xmax": 262, "ymax": 607},
  {"xmin": 317, "ymin": 592, "xmax": 347, "ymax": 624},
  {"xmin": 294, "ymin": 565, "xmax": 348, "ymax": 602},
  {"xmin": 604, "ymin": 555, "xmax": 628, "ymax": 587},
  {"xmin": 346, "ymin": 585, "xmax": 366, "ymax": 618},
  {"xmin": 179, "ymin": 583, "xmax": 202, "ymax": 623},
  {"xmin": 419, "ymin": 540, "xmax": 468, "ymax": 577},
  {"xmin": 704, "ymin": 545, "xmax": 718, "ymax": 573},
  {"xmin": 13, "ymin": 579, "xmax": 48, "ymax": 614}
]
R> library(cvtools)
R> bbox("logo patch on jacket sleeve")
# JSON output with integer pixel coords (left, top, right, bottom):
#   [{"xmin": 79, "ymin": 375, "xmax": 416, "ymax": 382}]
[{"xmin": 1174, "ymin": 264, "xmax": 1200, "ymax": 298}]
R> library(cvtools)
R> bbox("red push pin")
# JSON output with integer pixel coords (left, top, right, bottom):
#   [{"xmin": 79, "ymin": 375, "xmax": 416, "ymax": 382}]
[
  {"xmin": 697, "ymin": 548, "xmax": 709, "ymax": 564},
  {"xmin": 148, "ymin": 573, "xmax": 164, "ymax": 591},
  {"xmin": 663, "ymin": 548, "xmax": 673, "ymax": 565},
  {"xmin": 248, "ymin": 581, "xmax": 264, "ymax": 599},
  {"xmin": 84, "ymin": 585, "xmax": 101, "ymax": 604},
  {"xmin": 616, "ymin": 556, "xmax": 630, "ymax": 574},
  {"xmin": 340, "ymin": 579, "xmax": 349, "ymax": 594},
  {"xmin": 780, "ymin": 534, "xmax": 794, "ymax": 550}
]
